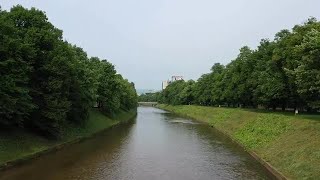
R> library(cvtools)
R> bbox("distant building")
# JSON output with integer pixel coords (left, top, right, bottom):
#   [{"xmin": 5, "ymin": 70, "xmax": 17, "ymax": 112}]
[
  {"xmin": 171, "ymin": 76, "xmax": 183, "ymax": 82},
  {"xmin": 162, "ymin": 80, "xmax": 169, "ymax": 90},
  {"xmin": 162, "ymin": 75, "xmax": 184, "ymax": 90}
]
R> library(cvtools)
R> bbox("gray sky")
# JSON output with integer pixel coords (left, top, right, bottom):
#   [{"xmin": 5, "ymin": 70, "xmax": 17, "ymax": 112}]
[{"xmin": 2, "ymin": 0, "xmax": 320, "ymax": 90}]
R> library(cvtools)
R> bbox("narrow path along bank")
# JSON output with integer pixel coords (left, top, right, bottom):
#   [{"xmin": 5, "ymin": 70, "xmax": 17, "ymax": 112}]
[
  {"xmin": 157, "ymin": 104, "xmax": 320, "ymax": 180},
  {"xmin": 0, "ymin": 109, "xmax": 137, "ymax": 170}
]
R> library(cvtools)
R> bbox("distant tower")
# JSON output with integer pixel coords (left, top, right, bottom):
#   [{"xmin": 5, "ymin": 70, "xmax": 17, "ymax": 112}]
[{"xmin": 162, "ymin": 80, "xmax": 169, "ymax": 90}]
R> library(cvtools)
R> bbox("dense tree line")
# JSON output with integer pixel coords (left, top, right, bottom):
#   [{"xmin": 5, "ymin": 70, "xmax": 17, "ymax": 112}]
[
  {"xmin": 138, "ymin": 92, "xmax": 160, "ymax": 102},
  {"xmin": 157, "ymin": 18, "xmax": 320, "ymax": 111},
  {"xmin": 0, "ymin": 6, "xmax": 137, "ymax": 138}
]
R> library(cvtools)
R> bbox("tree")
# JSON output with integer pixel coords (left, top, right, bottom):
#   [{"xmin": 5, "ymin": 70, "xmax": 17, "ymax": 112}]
[
  {"xmin": 209, "ymin": 63, "xmax": 225, "ymax": 105},
  {"xmin": 294, "ymin": 29, "xmax": 320, "ymax": 109},
  {"xmin": 0, "ymin": 5, "xmax": 138, "ymax": 138},
  {"xmin": 0, "ymin": 9, "xmax": 34, "ymax": 127},
  {"xmin": 179, "ymin": 80, "xmax": 196, "ymax": 105},
  {"xmin": 159, "ymin": 18, "xmax": 320, "ymax": 112}
]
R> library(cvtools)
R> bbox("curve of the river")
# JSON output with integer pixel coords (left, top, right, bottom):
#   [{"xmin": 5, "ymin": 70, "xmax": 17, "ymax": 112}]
[{"xmin": 0, "ymin": 107, "xmax": 274, "ymax": 180}]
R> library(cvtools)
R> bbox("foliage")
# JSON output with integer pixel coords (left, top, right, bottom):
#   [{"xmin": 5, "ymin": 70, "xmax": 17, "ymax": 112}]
[
  {"xmin": 159, "ymin": 18, "xmax": 320, "ymax": 112},
  {"xmin": 138, "ymin": 92, "xmax": 161, "ymax": 102},
  {"xmin": 0, "ymin": 6, "xmax": 137, "ymax": 138},
  {"xmin": 161, "ymin": 80, "xmax": 195, "ymax": 105}
]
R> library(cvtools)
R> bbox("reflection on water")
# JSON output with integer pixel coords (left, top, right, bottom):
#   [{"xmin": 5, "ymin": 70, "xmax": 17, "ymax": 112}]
[
  {"xmin": 168, "ymin": 119, "xmax": 200, "ymax": 124},
  {"xmin": 0, "ymin": 107, "xmax": 273, "ymax": 180}
]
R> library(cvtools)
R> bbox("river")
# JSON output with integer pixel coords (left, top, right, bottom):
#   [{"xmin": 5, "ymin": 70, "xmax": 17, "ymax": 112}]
[{"xmin": 0, "ymin": 107, "xmax": 273, "ymax": 180}]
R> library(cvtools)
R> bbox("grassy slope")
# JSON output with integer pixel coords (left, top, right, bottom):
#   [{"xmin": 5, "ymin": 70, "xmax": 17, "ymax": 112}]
[
  {"xmin": 158, "ymin": 104, "xmax": 320, "ymax": 180},
  {"xmin": 0, "ymin": 108, "xmax": 136, "ymax": 165}
]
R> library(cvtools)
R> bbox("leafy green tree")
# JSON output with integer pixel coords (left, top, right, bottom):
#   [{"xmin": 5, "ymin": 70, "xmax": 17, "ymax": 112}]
[
  {"xmin": 179, "ymin": 80, "xmax": 196, "ymax": 105},
  {"xmin": 159, "ymin": 18, "xmax": 320, "ymax": 112},
  {"xmin": 0, "ymin": 5, "xmax": 137, "ymax": 138},
  {"xmin": 118, "ymin": 75, "xmax": 138, "ymax": 110},
  {"xmin": 0, "ymin": 9, "xmax": 34, "ymax": 127},
  {"xmin": 66, "ymin": 45, "xmax": 96, "ymax": 124},
  {"xmin": 252, "ymin": 39, "xmax": 288, "ymax": 109},
  {"xmin": 161, "ymin": 80, "xmax": 187, "ymax": 105},
  {"xmin": 138, "ymin": 92, "xmax": 160, "ymax": 102},
  {"xmin": 294, "ymin": 29, "xmax": 320, "ymax": 109},
  {"xmin": 96, "ymin": 59, "xmax": 118, "ymax": 114},
  {"xmin": 209, "ymin": 63, "xmax": 225, "ymax": 105},
  {"xmin": 193, "ymin": 74, "xmax": 213, "ymax": 105},
  {"xmin": 1, "ymin": 6, "xmax": 70, "ymax": 137}
]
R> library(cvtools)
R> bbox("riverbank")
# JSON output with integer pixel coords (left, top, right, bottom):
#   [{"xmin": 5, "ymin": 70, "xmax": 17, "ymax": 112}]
[
  {"xmin": 157, "ymin": 104, "xmax": 320, "ymax": 180},
  {"xmin": 0, "ymin": 108, "xmax": 137, "ymax": 170}
]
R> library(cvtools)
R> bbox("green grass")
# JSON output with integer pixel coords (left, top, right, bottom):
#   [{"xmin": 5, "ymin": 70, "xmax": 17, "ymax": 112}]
[
  {"xmin": 157, "ymin": 104, "xmax": 320, "ymax": 180},
  {"xmin": 0, "ymin": 108, "xmax": 136, "ymax": 165}
]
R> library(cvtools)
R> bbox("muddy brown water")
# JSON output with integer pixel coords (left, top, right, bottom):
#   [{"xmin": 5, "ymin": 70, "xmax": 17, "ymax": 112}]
[{"xmin": 0, "ymin": 107, "xmax": 274, "ymax": 180}]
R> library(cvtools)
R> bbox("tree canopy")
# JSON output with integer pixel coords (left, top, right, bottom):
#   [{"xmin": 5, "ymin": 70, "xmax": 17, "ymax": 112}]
[
  {"xmin": 0, "ymin": 6, "xmax": 137, "ymax": 138},
  {"xmin": 155, "ymin": 18, "xmax": 320, "ymax": 112}
]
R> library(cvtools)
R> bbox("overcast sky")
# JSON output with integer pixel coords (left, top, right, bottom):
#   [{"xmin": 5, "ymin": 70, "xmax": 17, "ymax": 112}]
[{"xmin": 2, "ymin": 0, "xmax": 320, "ymax": 90}]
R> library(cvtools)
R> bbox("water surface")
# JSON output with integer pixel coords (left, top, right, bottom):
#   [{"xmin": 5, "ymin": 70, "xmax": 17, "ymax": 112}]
[{"xmin": 0, "ymin": 107, "xmax": 272, "ymax": 180}]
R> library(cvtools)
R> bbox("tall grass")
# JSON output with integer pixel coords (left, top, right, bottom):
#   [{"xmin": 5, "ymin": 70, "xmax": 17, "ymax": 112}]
[{"xmin": 158, "ymin": 104, "xmax": 320, "ymax": 180}]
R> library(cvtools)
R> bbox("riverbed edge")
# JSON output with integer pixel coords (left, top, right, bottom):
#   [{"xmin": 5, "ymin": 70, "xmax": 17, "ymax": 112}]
[
  {"xmin": 156, "ymin": 104, "xmax": 287, "ymax": 180},
  {"xmin": 0, "ymin": 109, "xmax": 137, "ymax": 172}
]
